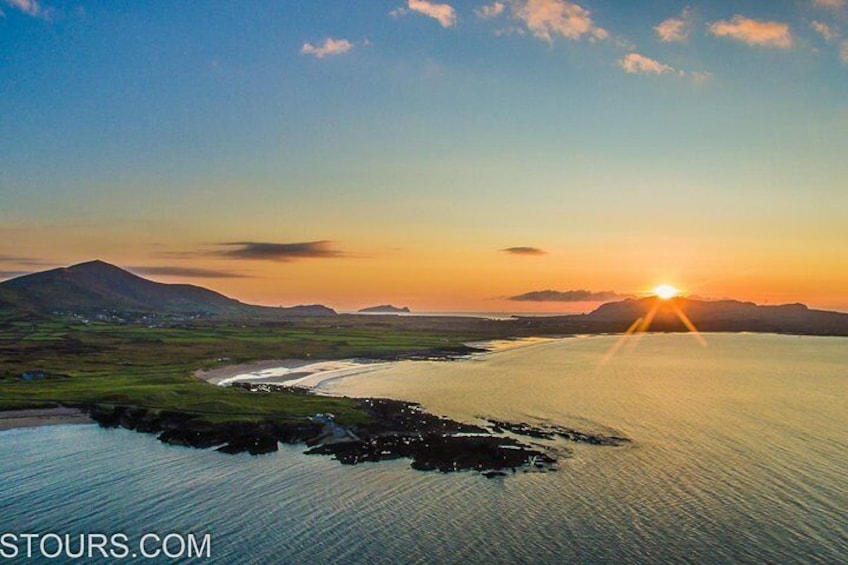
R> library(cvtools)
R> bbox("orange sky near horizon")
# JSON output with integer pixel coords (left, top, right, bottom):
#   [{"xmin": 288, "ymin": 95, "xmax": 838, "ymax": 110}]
[{"xmin": 3, "ymin": 219, "xmax": 846, "ymax": 313}]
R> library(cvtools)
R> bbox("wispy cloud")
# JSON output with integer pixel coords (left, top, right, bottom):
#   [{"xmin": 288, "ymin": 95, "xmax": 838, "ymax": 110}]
[
  {"xmin": 301, "ymin": 38, "xmax": 354, "ymax": 58},
  {"xmin": 708, "ymin": 15, "xmax": 794, "ymax": 48},
  {"xmin": 1, "ymin": 0, "xmax": 48, "ymax": 18},
  {"xmin": 0, "ymin": 254, "xmax": 53, "ymax": 267},
  {"xmin": 476, "ymin": 2, "xmax": 505, "ymax": 19},
  {"xmin": 841, "ymin": 41, "xmax": 848, "ymax": 63},
  {"xmin": 655, "ymin": 7, "xmax": 692, "ymax": 43},
  {"xmin": 511, "ymin": 0, "xmax": 608, "ymax": 44},
  {"xmin": 690, "ymin": 70, "xmax": 713, "ymax": 84},
  {"xmin": 0, "ymin": 270, "xmax": 30, "ymax": 280},
  {"xmin": 811, "ymin": 21, "xmax": 839, "ymax": 42},
  {"xmin": 510, "ymin": 289, "xmax": 633, "ymax": 302},
  {"xmin": 813, "ymin": 0, "xmax": 846, "ymax": 10},
  {"xmin": 218, "ymin": 241, "xmax": 345, "ymax": 261},
  {"xmin": 619, "ymin": 53, "xmax": 675, "ymax": 75},
  {"xmin": 394, "ymin": 0, "xmax": 457, "ymax": 28},
  {"xmin": 501, "ymin": 246, "xmax": 547, "ymax": 256},
  {"xmin": 130, "ymin": 266, "xmax": 251, "ymax": 279}
]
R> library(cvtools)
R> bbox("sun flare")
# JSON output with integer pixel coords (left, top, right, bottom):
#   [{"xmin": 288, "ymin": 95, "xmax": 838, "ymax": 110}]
[{"xmin": 653, "ymin": 284, "xmax": 680, "ymax": 300}]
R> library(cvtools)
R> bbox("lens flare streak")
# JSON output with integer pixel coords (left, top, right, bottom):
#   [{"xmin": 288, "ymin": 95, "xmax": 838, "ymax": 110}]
[{"xmin": 599, "ymin": 295, "xmax": 708, "ymax": 367}]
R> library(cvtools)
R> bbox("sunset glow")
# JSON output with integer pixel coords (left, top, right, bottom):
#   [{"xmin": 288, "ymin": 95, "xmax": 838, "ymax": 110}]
[{"xmin": 653, "ymin": 285, "xmax": 681, "ymax": 300}]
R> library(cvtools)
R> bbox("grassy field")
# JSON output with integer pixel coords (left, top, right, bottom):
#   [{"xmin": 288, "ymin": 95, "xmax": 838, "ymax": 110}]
[{"xmin": 0, "ymin": 314, "xmax": 518, "ymax": 424}]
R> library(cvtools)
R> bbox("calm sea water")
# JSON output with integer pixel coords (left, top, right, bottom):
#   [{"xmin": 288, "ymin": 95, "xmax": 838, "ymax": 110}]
[{"xmin": 1, "ymin": 333, "xmax": 846, "ymax": 564}]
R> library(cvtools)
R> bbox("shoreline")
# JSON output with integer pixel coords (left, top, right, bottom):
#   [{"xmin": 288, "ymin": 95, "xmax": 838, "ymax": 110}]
[
  {"xmin": 194, "ymin": 359, "xmax": 319, "ymax": 386},
  {"xmin": 194, "ymin": 336, "xmax": 559, "ymax": 392},
  {"xmin": 0, "ymin": 407, "xmax": 92, "ymax": 432}
]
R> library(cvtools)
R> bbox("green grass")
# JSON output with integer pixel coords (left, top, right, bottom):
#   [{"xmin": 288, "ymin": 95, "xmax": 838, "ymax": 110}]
[{"xmin": 0, "ymin": 314, "xmax": 509, "ymax": 425}]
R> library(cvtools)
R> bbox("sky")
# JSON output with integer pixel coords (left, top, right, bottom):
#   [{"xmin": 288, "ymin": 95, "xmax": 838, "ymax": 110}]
[{"xmin": 1, "ymin": 0, "xmax": 847, "ymax": 312}]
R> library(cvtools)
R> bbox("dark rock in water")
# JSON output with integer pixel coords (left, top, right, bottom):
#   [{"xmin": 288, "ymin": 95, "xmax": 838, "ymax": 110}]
[
  {"xmin": 300, "ymin": 398, "xmax": 558, "ymax": 473},
  {"xmin": 305, "ymin": 433, "xmax": 554, "ymax": 473},
  {"xmin": 216, "ymin": 433, "xmax": 278, "ymax": 456},
  {"xmin": 355, "ymin": 398, "xmax": 487, "ymax": 435},
  {"xmin": 409, "ymin": 435, "xmax": 556, "ymax": 473},
  {"xmin": 86, "ymin": 405, "xmax": 285, "ymax": 455},
  {"xmin": 274, "ymin": 421, "xmax": 324, "ymax": 444},
  {"xmin": 82, "ymin": 396, "xmax": 629, "ymax": 477},
  {"xmin": 487, "ymin": 419, "xmax": 630, "ymax": 446}
]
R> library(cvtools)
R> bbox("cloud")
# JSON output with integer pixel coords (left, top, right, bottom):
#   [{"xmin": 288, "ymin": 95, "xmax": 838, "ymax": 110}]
[
  {"xmin": 813, "ymin": 0, "xmax": 846, "ymax": 9},
  {"xmin": 300, "ymin": 38, "xmax": 354, "ymax": 58},
  {"xmin": 841, "ymin": 40, "xmax": 848, "ymax": 63},
  {"xmin": 510, "ymin": 289, "xmax": 633, "ymax": 302},
  {"xmin": 0, "ymin": 254, "xmax": 53, "ymax": 267},
  {"xmin": 1, "ymin": 0, "xmax": 47, "ymax": 18},
  {"xmin": 655, "ymin": 7, "xmax": 692, "ymax": 42},
  {"xmin": 130, "ymin": 266, "xmax": 250, "ymax": 279},
  {"xmin": 0, "ymin": 270, "xmax": 29, "ymax": 280},
  {"xmin": 511, "ymin": 0, "xmax": 608, "ymax": 43},
  {"xmin": 400, "ymin": 0, "xmax": 457, "ymax": 28},
  {"xmin": 501, "ymin": 246, "xmax": 547, "ymax": 256},
  {"xmin": 619, "ymin": 53, "xmax": 675, "ymax": 75},
  {"xmin": 708, "ymin": 16, "xmax": 794, "ymax": 48},
  {"xmin": 690, "ymin": 70, "xmax": 713, "ymax": 84},
  {"xmin": 476, "ymin": 2, "xmax": 505, "ymax": 19},
  {"xmin": 218, "ymin": 241, "xmax": 345, "ymax": 261},
  {"xmin": 811, "ymin": 21, "xmax": 839, "ymax": 42}
]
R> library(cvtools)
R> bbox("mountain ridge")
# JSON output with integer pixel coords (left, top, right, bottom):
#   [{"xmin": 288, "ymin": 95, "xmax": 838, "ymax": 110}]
[
  {"xmin": 520, "ymin": 295, "xmax": 848, "ymax": 336},
  {"xmin": 0, "ymin": 260, "xmax": 335, "ymax": 317}
]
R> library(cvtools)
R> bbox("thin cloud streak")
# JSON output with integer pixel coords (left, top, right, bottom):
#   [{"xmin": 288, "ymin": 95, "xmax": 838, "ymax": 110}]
[
  {"xmin": 501, "ymin": 246, "xmax": 547, "ymax": 256},
  {"xmin": 218, "ymin": 241, "xmax": 345, "ymax": 261},
  {"xmin": 0, "ymin": 255, "xmax": 54, "ymax": 267},
  {"xmin": 813, "ymin": 0, "xmax": 846, "ymax": 10},
  {"xmin": 130, "ymin": 266, "xmax": 251, "ymax": 279},
  {"xmin": 0, "ymin": 270, "xmax": 30, "ymax": 280}
]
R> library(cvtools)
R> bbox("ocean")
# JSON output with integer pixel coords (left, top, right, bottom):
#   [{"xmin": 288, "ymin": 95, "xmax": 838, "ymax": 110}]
[{"xmin": 1, "ymin": 333, "xmax": 846, "ymax": 564}]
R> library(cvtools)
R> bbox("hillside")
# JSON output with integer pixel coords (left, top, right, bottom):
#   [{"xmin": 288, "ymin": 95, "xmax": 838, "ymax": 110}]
[
  {"xmin": 520, "ymin": 296, "xmax": 848, "ymax": 336},
  {"xmin": 0, "ymin": 260, "xmax": 335, "ymax": 318},
  {"xmin": 358, "ymin": 305, "xmax": 411, "ymax": 314}
]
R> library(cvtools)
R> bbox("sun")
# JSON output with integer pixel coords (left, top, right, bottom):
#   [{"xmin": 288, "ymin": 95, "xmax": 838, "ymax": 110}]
[{"xmin": 653, "ymin": 284, "xmax": 680, "ymax": 300}]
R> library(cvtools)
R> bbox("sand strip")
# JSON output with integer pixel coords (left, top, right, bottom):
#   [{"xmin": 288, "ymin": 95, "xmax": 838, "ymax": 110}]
[
  {"xmin": 0, "ymin": 407, "xmax": 92, "ymax": 431},
  {"xmin": 193, "ymin": 359, "xmax": 315, "ymax": 385}
]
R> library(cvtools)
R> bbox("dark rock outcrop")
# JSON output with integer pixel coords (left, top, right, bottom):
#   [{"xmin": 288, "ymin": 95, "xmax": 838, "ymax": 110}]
[{"xmin": 84, "ymin": 396, "xmax": 629, "ymax": 477}]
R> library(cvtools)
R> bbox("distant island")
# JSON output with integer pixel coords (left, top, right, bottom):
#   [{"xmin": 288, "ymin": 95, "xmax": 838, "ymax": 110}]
[{"xmin": 358, "ymin": 305, "xmax": 411, "ymax": 314}]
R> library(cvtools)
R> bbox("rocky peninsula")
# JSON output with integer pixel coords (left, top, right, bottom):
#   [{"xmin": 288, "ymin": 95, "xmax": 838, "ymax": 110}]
[{"xmin": 84, "ymin": 387, "xmax": 630, "ymax": 478}]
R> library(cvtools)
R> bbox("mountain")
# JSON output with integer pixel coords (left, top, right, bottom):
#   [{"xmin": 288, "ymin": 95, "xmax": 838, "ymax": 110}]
[
  {"xmin": 0, "ymin": 260, "xmax": 336, "ymax": 318},
  {"xmin": 358, "ymin": 305, "xmax": 411, "ymax": 314},
  {"xmin": 568, "ymin": 296, "xmax": 848, "ymax": 336}
]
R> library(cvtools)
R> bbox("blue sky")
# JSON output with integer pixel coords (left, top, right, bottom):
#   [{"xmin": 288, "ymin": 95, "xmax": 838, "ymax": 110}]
[{"xmin": 1, "ymin": 1, "xmax": 847, "ymax": 310}]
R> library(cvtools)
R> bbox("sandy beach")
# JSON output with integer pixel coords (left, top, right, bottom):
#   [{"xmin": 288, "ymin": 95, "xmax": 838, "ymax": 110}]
[
  {"xmin": 193, "ymin": 359, "xmax": 317, "ymax": 385},
  {"xmin": 195, "ymin": 358, "xmax": 395, "ymax": 388},
  {"xmin": 0, "ymin": 407, "xmax": 92, "ymax": 431},
  {"xmin": 193, "ymin": 337, "xmax": 558, "ymax": 391}
]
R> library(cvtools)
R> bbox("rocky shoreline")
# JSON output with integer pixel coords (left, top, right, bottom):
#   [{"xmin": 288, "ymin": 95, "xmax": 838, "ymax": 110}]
[{"xmin": 84, "ymin": 387, "xmax": 630, "ymax": 478}]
